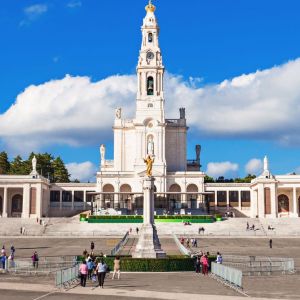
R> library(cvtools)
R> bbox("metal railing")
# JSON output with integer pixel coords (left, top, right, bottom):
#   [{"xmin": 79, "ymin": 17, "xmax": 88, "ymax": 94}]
[
  {"xmin": 222, "ymin": 255, "xmax": 295, "ymax": 275},
  {"xmin": 172, "ymin": 233, "xmax": 191, "ymax": 256},
  {"xmin": 111, "ymin": 231, "xmax": 129, "ymax": 256},
  {"xmin": 211, "ymin": 262, "xmax": 243, "ymax": 288},
  {"xmin": 3, "ymin": 256, "xmax": 78, "ymax": 274},
  {"xmin": 55, "ymin": 264, "xmax": 79, "ymax": 287}
]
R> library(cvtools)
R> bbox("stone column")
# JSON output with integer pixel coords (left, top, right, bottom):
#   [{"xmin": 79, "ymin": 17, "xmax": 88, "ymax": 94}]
[
  {"xmin": 83, "ymin": 191, "xmax": 86, "ymax": 210},
  {"xmin": 250, "ymin": 189, "xmax": 257, "ymax": 218},
  {"xmin": 226, "ymin": 190, "xmax": 230, "ymax": 209},
  {"xmin": 59, "ymin": 190, "xmax": 62, "ymax": 210},
  {"xmin": 36, "ymin": 184, "xmax": 42, "ymax": 218},
  {"xmin": 258, "ymin": 185, "xmax": 265, "ymax": 218},
  {"xmin": 238, "ymin": 190, "xmax": 242, "ymax": 210},
  {"xmin": 3, "ymin": 187, "xmax": 8, "ymax": 217},
  {"xmin": 214, "ymin": 190, "xmax": 218, "ymax": 208},
  {"xmin": 292, "ymin": 187, "xmax": 298, "ymax": 217},
  {"xmin": 143, "ymin": 177, "xmax": 155, "ymax": 225},
  {"xmin": 22, "ymin": 184, "xmax": 30, "ymax": 218},
  {"xmin": 270, "ymin": 184, "xmax": 278, "ymax": 218},
  {"xmin": 71, "ymin": 191, "xmax": 74, "ymax": 210}
]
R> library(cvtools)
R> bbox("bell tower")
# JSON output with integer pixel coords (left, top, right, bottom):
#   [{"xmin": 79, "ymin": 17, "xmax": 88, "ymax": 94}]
[{"xmin": 136, "ymin": 0, "xmax": 165, "ymax": 123}]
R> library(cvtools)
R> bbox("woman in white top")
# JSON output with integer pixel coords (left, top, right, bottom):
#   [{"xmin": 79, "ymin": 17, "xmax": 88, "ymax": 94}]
[{"xmin": 96, "ymin": 259, "xmax": 108, "ymax": 288}]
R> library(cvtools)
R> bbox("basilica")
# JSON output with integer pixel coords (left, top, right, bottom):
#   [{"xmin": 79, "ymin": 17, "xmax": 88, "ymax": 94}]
[{"xmin": 0, "ymin": 1, "xmax": 299, "ymax": 219}]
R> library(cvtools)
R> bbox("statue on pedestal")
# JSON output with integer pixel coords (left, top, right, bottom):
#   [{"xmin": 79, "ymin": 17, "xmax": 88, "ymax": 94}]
[
  {"xmin": 144, "ymin": 155, "xmax": 154, "ymax": 177},
  {"xmin": 115, "ymin": 108, "xmax": 122, "ymax": 119},
  {"xmin": 30, "ymin": 155, "xmax": 38, "ymax": 176},
  {"xmin": 147, "ymin": 136, "xmax": 154, "ymax": 156},
  {"xmin": 100, "ymin": 144, "xmax": 105, "ymax": 165}
]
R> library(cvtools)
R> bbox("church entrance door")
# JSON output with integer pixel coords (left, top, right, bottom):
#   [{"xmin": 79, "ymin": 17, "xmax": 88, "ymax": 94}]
[{"xmin": 11, "ymin": 194, "xmax": 23, "ymax": 218}]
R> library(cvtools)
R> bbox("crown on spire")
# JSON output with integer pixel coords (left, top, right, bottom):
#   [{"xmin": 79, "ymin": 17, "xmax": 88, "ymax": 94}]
[{"xmin": 145, "ymin": 0, "xmax": 156, "ymax": 13}]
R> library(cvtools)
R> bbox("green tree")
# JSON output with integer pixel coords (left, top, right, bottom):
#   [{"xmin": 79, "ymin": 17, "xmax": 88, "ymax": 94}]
[
  {"xmin": 52, "ymin": 157, "xmax": 70, "ymax": 183},
  {"xmin": 10, "ymin": 155, "xmax": 27, "ymax": 175},
  {"xmin": 0, "ymin": 151, "xmax": 10, "ymax": 174},
  {"xmin": 204, "ymin": 175, "xmax": 215, "ymax": 183}
]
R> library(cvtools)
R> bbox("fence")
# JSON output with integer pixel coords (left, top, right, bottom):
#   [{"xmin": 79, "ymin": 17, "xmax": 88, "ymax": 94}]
[
  {"xmin": 2, "ymin": 256, "xmax": 77, "ymax": 274},
  {"xmin": 211, "ymin": 262, "xmax": 243, "ymax": 288},
  {"xmin": 223, "ymin": 255, "xmax": 295, "ymax": 275},
  {"xmin": 172, "ymin": 233, "xmax": 191, "ymax": 256},
  {"xmin": 55, "ymin": 264, "xmax": 79, "ymax": 287},
  {"xmin": 111, "ymin": 231, "xmax": 129, "ymax": 256}
]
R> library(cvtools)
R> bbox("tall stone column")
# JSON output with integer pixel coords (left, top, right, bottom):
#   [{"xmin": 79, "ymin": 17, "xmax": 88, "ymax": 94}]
[
  {"xmin": 133, "ymin": 176, "xmax": 166, "ymax": 258},
  {"xmin": 238, "ymin": 190, "xmax": 242, "ymax": 210},
  {"xmin": 22, "ymin": 184, "xmax": 30, "ymax": 218},
  {"xmin": 143, "ymin": 177, "xmax": 155, "ymax": 225},
  {"xmin": 83, "ymin": 191, "xmax": 86, "ymax": 210},
  {"xmin": 71, "ymin": 190, "xmax": 75, "ymax": 210},
  {"xmin": 3, "ymin": 187, "xmax": 8, "ymax": 217},
  {"xmin": 59, "ymin": 190, "xmax": 62, "ymax": 210},
  {"xmin": 226, "ymin": 190, "xmax": 230, "ymax": 209},
  {"xmin": 292, "ymin": 187, "xmax": 298, "ymax": 217}
]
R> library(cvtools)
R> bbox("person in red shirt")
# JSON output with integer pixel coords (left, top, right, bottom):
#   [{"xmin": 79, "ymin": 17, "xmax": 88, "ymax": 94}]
[
  {"xmin": 79, "ymin": 261, "xmax": 88, "ymax": 287},
  {"xmin": 200, "ymin": 254, "xmax": 209, "ymax": 275}
]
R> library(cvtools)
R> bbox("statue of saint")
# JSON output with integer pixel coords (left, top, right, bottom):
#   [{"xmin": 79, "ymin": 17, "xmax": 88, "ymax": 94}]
[
  {"xmin": 115, "ymin": 108, "xmax": 121, "ymax": 119},
  {"xmin": 32, "ymin": 156, "xmax": 37, "ymax": 173},
  {"xmin": 144, "ymin": 155, "xmax": 154, "ymax": 177},
  {"xmin": 147, "ymin": 136, "xmax": 154, "ymax": 156},
  {"xmin": 100, "ymin": 144, "xmax": 105, "ymax": 165}
]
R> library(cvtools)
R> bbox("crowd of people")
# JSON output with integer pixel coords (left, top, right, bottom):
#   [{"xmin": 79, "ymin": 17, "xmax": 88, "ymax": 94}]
[
  {"xmin": 195, "ymin": 251, "xmax": 223, "ymax": 275},
  {"xmin": 1, "ymin": 245, "xmax": 15, "ymax": 269},
  {"xmin": 79, "ymin": 241, "xmax": 121, "ymax": 288}
]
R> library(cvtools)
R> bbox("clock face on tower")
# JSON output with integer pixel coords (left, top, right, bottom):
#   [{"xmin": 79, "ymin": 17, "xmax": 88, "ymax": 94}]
[{"xmin": 146, "ymin": 52, "xmax": 154, "ymax": 60}]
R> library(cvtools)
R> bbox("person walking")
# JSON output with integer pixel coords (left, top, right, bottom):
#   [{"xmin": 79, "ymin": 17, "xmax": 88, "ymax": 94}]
[
  {"xmin": 31, "ymin": 251, "xmax": 39, "ymax": 269},
  {"xmin": 136, "ymin": 227, "xmax": 139, "ymax": 235},
  {"xmin": 112, "ymin": 256, "xmax": 121, "ymax": 280},
  {"xmin": 96, "ymin": 258, "xmax": 108, "ymax": 288},
  {"xmin": 79, "ymin": 261, "xmax": 88, "ymax": 287},
  {"xmin": 201, "ymin": 254, "xmax": 209, "ymax": 275},
  {"xmin": 269, "ymin": 239, "xmax": 273, "ymax": 249},
  {"xmin": 195, "ymin": 256, "xmax": 201, "ymax": 273},
  {"xmin": 87, "ymin": 258, "xmax": 94, "ymax": 280},
  {"xmin": 216, "ymin": 252, "xmax": 223, "ymax": 264}
]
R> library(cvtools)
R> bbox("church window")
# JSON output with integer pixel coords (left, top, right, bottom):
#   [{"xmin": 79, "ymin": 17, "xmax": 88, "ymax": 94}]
[
  {"xmin": 147, "ymin": 76, "xmax": 154, "ymax": 95},
  {"xmin": 148, "ymin": 103, "xmax": 153, "ymax": 108},
  {"xmin": 148, "ymin": 33, "xmax": 153, "ymax": 42}
]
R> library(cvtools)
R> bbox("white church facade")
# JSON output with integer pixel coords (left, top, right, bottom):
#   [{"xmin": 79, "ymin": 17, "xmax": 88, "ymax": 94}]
[{"xmin": 0, "ymin": 1, "xmax": 300, "ymax": 219}]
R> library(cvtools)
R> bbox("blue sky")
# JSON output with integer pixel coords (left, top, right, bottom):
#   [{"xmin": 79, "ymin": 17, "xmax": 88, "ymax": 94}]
[{"xmin": 1, "ymin": 0, "xmax": 300, "ymax": 181}]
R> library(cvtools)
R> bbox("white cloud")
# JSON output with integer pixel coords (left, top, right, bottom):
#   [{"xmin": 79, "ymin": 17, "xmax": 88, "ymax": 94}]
[
  {"xmin": 1, "ymin": 58, "xmax": 300, "ymax": 153},
  {"xmin": 206, "ymin": 161, "xmax": 239, "ymax": 178},
  {"xmin": 0, "ymin": 74, "xmax": 136, "ymax": 153},
  {"xmin": 245, "ymin": 158, "xmax": 263, "ymax": 175},
  {"xmin": 67, "ymin": 1, "xmax": 82, "ymax": 8},
  {"xmin": 66, "ymin": 161, "xmax": 97, "ymax": 182},
  {"xmin": 20, "ymin": 4, "xmax": 48, "ymax": 26}
]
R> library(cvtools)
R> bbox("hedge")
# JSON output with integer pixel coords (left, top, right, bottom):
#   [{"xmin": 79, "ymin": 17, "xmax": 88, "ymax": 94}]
[
  {"xmin": 84, "ymin": 215, "xmax": 215, "ymax": 223},
  {"xmin": 77, "ymin": 255, "xmax": 217, "ymax": 272}
]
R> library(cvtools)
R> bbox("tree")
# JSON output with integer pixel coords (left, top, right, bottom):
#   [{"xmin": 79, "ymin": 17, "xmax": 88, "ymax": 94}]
[
  {"xmin": 10, "ymin": 155, "xmax": 27, "ymax": 175},
  {"xmin": 204, "ymin": 175, "xmax": 215, "ymax": 183},
  {"xmin": 0, "ymin": 151, "xmax": 10, "ymax": 174},
  {"xmin": 52, "ymin": 157, "xmax": 70, "ymax": 183}
]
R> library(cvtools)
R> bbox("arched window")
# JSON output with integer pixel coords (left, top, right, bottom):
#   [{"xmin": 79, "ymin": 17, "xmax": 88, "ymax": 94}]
[
  {"xmin": 147, "ymin": 76, "xmax": 154, "ymax": 95},
  {"xmin": 148, "ymin": 33, "xmax": 153, "ymax": 42},
  {"xmin": 278, "ymin": 194, "xmax": 289, "ymax": 213}
]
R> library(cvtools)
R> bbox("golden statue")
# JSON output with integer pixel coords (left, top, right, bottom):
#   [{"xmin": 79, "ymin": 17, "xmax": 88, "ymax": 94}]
[{"xmin": 144, "ymin": 155, "xmax": 154, "ymax": 177}]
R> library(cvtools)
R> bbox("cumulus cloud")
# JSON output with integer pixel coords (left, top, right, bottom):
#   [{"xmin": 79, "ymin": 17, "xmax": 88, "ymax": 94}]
[
  {"xmin": 1, "ymin": 58, "xmax": 300, "ymax": 153},
  {"xmin": 206, "ymin": 161, "xmax": 239, "ymax": 178},
  {"xmin": 245, "ymin": 158, "xmax": 263, "ymax": 175},
  {"xmin": 20, "ymin": 4, "xmax": 48, "ymax": 26},
  {"xmin": 0, "ymin": 74, "xmax": 136, "ymax": 153},
  {"xmin": 66, "ymin": 161, "xmax": 97, "ymax": 182},
  {"xmin": 67, "ymin": 1, "xmax": 82, "ymax": 8}
]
